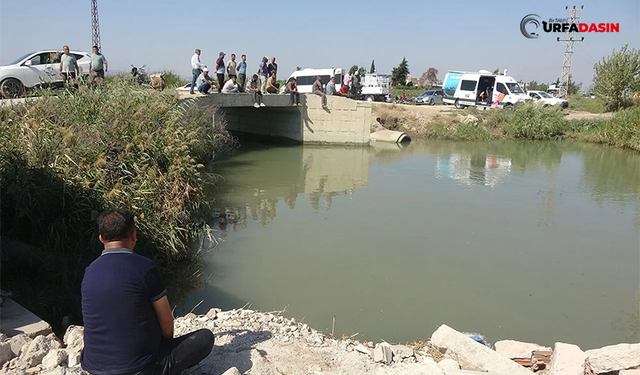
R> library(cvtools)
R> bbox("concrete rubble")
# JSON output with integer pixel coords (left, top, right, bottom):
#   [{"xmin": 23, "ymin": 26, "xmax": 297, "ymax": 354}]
[
  {"xmin": 549, "ymin": 342, "xmax": 587, "ymax": 375},
  {"xmin": 1, "ymin": 308, "xmax": 638, "ymax": 375},
  {"xmin": 584, "ymin": 343, "xmax": 640, "ymax": 374}
]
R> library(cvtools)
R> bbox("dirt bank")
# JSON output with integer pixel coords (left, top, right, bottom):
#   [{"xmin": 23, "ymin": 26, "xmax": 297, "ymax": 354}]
[{"xmin": 371, "ymin": 102, "xmax": 614, "ymax": 139}]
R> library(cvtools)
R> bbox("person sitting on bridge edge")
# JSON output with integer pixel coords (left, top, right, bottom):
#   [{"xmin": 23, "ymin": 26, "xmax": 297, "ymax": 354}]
[
  {"xmin": 285, "ymin": 77, "xmax": 300, "ymax": 106},
  {"xmin": 81, "ymin": 209, "xmax": 214, "ymax": 375},
  {"xmin": 197, "ymin": 68, "xmax": 218, "ymax": 94},
  {"xmin": 339, "ymin": 83, "xmax": 349, "ymax": 96},
  {"xmin": 266, "ymin": 72, "xmax": 279, "ymax": 94},
  {"xmin": 312, "ymin": 75, "xmax": 327, "ymax": 108},
  {"xmin": 326, "ymin": 76, "xmax": 338, "ymax": 96},
  {"xmin": 222, "ymin": 75, "xmax": 240, "ymax": 93},
  {"xmin": 247, "ymin": 74, "xmax": 265, "ymax": 108}
]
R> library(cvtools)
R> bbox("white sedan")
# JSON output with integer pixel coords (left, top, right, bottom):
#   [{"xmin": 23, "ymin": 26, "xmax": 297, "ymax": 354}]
[
  {"xmin": 527, "ymin": 90, "xmax": 569, "ymax": 109},
  {"xmin": 0, "ymin": 50, "xmax": 91, "ymax": 98}
]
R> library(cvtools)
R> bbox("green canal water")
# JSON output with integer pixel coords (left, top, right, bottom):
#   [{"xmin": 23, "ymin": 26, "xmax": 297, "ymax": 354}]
[{"xmin": 179, "ymin": 140, "xmax": 640, "ymax": 349}]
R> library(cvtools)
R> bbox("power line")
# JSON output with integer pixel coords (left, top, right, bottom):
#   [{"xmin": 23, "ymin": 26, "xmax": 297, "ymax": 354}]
[
  {"xmin": 557, "ymin": 5, "xmax": 584, "ymax": 97},
  {"xmin": 91, "ymin": 0, "xmax": 101, "ymax": 50}
]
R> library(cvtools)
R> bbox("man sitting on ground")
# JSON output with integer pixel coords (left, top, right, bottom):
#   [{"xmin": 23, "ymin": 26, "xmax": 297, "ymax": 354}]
[
  {"xmin": 81, "ymin": 209, "xmax": 214, "ymax": 375},
  {"xmin": 222, "ymin": 75, "xmax": 239, "ymax": 93},
  {"xmin": 246, "ymin": 74, "xmax": 265, "ymax": 108}
]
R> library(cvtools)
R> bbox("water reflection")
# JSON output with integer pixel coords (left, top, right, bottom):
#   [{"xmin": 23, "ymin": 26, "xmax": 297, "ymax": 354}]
[
  {"xmin": 436, "ymin": 154, "xmax": 512, "ymax": 187},
  {"xmin": 187, "ymin": 140, "xmax": 640, "ymax": 349},
  {"xmin": 208, "ymin": 145, "xmax": 371, "ymax": 232}
]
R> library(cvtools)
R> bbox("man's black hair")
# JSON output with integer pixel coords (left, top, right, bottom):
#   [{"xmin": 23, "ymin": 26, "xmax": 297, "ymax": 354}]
[{"xmin": 98, "ymin": 209, "xmax": 135, "ymax": 242}]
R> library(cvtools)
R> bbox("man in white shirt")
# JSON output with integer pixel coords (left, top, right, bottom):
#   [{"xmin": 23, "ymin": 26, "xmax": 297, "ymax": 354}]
[
  {"xmin": 190, "ymin": 49, "xmax": 206, "ymax": 94},
  {"xmin": 221, "ymin": 75, "xmax": 239, "ymax": 94},
  {"xmin": 226, "ymin": 54, "xmax": 237, "ymax": 79}
]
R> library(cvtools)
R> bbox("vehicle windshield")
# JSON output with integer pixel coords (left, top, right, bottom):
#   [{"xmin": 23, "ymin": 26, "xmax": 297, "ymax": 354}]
[
  {"xmin": 537, "ymin": 91, "xmax": 552, "ymax": 98},
  {"xmin": 420, "ymin": 91, "xmax": 434, "ymax": 96},
  {"xmin": 8, "ymin": 52, "xmax": 33, "ymax": 65},
  {"xmin": 506, "ymin": 82, "xmax": 524, "ymax": 94}
]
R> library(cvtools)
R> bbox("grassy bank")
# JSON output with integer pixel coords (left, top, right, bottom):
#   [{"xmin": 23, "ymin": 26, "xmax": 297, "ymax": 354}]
[
  {"xmin": 0, "ymin": 78, "xmax": 235, "ymax": 330},
  {"xmin": 373, "ymin": 103, "xmax": 640, "ymax": 152}
]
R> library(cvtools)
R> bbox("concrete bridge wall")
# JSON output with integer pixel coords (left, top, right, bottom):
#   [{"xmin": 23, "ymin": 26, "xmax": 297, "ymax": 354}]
[{"xmin": 193, "ymin": 93, "xmax": 372, "ymax": 144}]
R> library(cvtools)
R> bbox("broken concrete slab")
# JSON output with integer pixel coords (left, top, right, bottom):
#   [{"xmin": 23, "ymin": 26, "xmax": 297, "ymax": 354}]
[
  {"xmin": 495, "ymin": 340, "xmax": 547, "ymax": 359},
  {"xmin": 374, "ymin": 342, "xmax": 394, "ymax": 364},
  {"xmin": 437, "ymin": 358, "xmax": 460, "ymax": 370},
  {"xmin": 549, "ymin": 342, "xmax": 586, "ymax": 375},
  {"xmin": 0, "ymin": 298, "xmax": 52, "ymax": 338},
  {"xmin": 585, "ymin": 343, "xmax": 640, "ymax": 374},
  {"xmin": 430, "ymin": 324, "xmax": 531, "ymax": 375}
]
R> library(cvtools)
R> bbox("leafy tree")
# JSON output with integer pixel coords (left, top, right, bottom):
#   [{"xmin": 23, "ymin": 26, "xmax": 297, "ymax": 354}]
[
  {"xmin": 358, "ymin": 67, "xmax": 367, "ymax": 76},
  {"xmin": 419, "ymin": 67, "xmax": 439, "ymax": 87},
  {"xmin": 538, "ymin": 83, "xmax": 549, "ymax": 92},
  {"xmin": 349, "ymin": 65, "xmax": 359, "ymax": 75},
  {"xmin": 567, "ymin": 76, "xmax": 581, "ymax": 95},
  {"xmin": 593, "ymin": 44, "xmax": 640, "ymax": 111},
  {"xmin": 391, "ymin": 58, "xmax": 410, "ymax": 86},
  {"xmin": 370, "ymin": 60, "xmax": 376, "ymax": 74}
]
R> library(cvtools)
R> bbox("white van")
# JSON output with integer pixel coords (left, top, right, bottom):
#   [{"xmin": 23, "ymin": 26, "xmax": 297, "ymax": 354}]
[
  {"xmin": 280, "ymin": 68, "xmax": 343, "ymax": 94},
  {"xmin": 442, "ymin": 70, "xmax": 528, "ymax": 109}
]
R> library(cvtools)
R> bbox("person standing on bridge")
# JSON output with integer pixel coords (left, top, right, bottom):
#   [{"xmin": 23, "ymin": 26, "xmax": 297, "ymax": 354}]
[
  {"xmin": 258, "ymin": 56, "xmax": 269, "ymax": 94},
  {"xmin": 190, "ymin": 49, "xmax": 206, "ymax": 95},
  {"xmin": 237, "ymin": 54, "xmax": 248, "ymax": 90},
  {"xmin": 227, "ymin": 54, "xmax": 237, "ymax": 79},
  {"xmin": 267, "ymin": 57, "xmax": 278, "ymax": 78},
  {"xmin": 312, "ymin": 75, "xmax": 327, "ymax": 108},
  {"xmin": 215, "ymin": 52, "xmax": 226, "ymax": 93}
]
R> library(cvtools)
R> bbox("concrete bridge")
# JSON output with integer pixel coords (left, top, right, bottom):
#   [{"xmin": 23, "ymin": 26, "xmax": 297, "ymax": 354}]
[{"xmin": 184, "ymin": 93, "xmax": 373, "ymax": 144}]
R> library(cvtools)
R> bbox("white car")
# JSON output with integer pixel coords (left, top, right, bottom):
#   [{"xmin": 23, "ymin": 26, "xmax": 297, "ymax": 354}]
[
  {"xmin": 0, "ymin": 50, "xmax": 91, "ymax": 98},
  {"xmin": 528, "ymin": 90, "xmax": 568, "ymax": 109}
]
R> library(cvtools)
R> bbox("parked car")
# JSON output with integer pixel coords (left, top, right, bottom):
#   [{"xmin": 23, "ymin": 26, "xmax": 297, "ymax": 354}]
[
  {"xmin": 527, "ymin": 90, "xmax": 569, "ymax": 109},
  {"xmin": 0, "ymin": 50, "xmax": 91, "ymax": 98},
  {"xmin": 415, "ymin": 90, "xmax": 444, "ymax": 105}
]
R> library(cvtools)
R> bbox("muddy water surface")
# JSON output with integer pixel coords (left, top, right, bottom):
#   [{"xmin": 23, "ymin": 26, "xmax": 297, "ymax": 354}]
[{"xmin": 179, "ymin": 140, "xmax": 640, "ymax": 349}]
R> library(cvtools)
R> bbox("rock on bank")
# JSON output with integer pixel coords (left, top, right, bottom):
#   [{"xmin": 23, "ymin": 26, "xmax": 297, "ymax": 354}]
[{"xmin": 2, "ymin": 308, "xmax": 639, "ymax": 375}]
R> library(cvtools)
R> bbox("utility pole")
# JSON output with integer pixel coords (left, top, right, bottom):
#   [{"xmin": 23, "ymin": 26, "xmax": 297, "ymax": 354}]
[
  {"xmin": 91, "ymin": 0, "xmax": 101, "ymax": 50},
  {"xmin": 557, "ymin": 5, "xmax": 584, "ymax": 98}
]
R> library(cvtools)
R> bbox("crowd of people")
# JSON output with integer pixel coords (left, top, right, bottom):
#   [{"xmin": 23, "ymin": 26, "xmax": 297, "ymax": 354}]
[{"xmin": 189, "ymin": 48, "xmax": 363, "ymax": 109}]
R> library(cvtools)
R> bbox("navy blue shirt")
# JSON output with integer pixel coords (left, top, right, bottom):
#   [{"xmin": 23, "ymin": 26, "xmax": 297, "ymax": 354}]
[{"xmin": 81, "ymin": 248, "xmax": 167, "ymax": 375}]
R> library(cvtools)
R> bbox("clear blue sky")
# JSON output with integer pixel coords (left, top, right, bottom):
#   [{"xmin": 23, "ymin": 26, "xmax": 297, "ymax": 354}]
[{"xmin": 1, "ymin": 0, "xmax": 638, "ymax": 88}]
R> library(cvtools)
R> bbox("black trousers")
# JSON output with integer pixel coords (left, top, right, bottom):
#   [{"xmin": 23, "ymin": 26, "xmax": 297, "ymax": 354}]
[
  {"xmin": 288, "ymin": 92, "xmax": 300, "ymax": 104},
  {"xmin": 135, "ymin": 329, "xmax": 214, "ymax": 375},
  {"xmin": 217, "ymin": 74, "xmax": 225, "ymax": 92}
]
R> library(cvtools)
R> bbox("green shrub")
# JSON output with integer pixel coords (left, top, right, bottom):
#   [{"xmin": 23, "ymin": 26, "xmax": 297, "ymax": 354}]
[
  {"xmin": 160, "ymin": 70, "xmax": 188, "ymax": 88},
  {"xmin": 502, "ymin": 103, "xmax": 566, "ymax": 140},
  {"xmin": 1, "ymin": 79, "xmax": 235, "ymax": 262},
  {"xmin": 567, "ymin": 94, "xmax": 607, "ymax": 113},
  {"xmin": 573, "ymin": 106, "xmax": 640, "ymax": 151}
]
